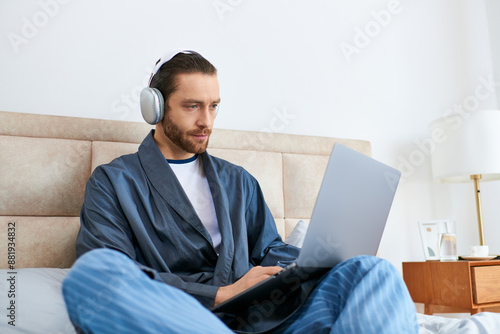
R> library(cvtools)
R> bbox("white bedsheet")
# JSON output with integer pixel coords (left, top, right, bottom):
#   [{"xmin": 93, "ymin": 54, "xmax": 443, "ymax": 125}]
[{"xmin": 418, "ymin": 312, "xmax": 500, "ymax": 334}]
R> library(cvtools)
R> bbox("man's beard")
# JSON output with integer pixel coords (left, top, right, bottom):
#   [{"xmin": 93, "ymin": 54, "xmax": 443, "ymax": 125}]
[{"xmin": 161, "ymin": 112, "xmax": 211, "ymax": 154}]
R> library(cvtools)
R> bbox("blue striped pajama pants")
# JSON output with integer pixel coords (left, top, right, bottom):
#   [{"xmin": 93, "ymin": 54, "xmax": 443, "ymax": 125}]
[{"xmin": 62, "ymin": 249, "xmax": 418, "ymax": 333}]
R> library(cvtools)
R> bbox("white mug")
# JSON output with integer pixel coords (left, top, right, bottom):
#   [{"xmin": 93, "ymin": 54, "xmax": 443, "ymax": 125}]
[{"xmin": 470, "ymin": 245, "xmax": 489, "ymax": 257}]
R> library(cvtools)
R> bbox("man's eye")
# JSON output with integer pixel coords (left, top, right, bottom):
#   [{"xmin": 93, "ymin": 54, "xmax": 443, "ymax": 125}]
[
  {"xmin": 188, "ymin": 105, "xmax": 198, "ymax": 110},
  {"xmin": 210, "ymin": 104, "xmax": 218, "ymax": 110}
]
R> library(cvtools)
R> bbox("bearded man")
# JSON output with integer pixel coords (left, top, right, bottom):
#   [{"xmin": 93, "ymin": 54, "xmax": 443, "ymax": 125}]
[{"xmin": 62, "ymin": 50, "xmax": 418, "ymax": 334}]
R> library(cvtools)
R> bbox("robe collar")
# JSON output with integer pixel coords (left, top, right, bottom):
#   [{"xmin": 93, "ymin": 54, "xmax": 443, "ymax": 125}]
[{"xmin": 138, "ymin": 130, "xmax": 235, "ymax": 285}]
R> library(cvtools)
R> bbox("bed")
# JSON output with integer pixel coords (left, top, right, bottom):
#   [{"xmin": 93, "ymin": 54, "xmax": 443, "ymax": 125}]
[{"xmin": 1, "ymin": 110, "xmax": 499, "ymax": 333}]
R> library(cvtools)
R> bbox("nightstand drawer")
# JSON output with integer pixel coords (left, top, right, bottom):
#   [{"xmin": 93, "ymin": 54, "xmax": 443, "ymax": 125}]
[{"xmin": 472, "ymin": 266, "xmax": 500, "ymax": 304}]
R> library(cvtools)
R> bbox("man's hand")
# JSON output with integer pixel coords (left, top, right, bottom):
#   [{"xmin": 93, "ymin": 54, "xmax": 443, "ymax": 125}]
[{"xmin": 213, "ymin": 266, "xmax": 283, "ymax": 307}]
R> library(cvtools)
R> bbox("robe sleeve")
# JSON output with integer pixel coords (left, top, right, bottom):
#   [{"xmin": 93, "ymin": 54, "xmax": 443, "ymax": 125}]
[
  {"xmin": 76, "ymin": 167, "xmax": 219, "ymax": 308},
  {"xmin": 244, "ymin": 179, "xmax": 301, "ymax": 267}
]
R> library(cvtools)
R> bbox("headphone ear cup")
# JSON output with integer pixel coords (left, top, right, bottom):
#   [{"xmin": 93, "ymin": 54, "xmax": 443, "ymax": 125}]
[{"xmin": 140, "ymin": 87, "xmax": 164, "ymax": 125}]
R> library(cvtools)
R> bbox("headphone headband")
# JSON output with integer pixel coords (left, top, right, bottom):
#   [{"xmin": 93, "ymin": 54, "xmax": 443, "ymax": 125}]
[{"xmin": 147, "ymin": 49, "xmax": 200, "ymax": 86}]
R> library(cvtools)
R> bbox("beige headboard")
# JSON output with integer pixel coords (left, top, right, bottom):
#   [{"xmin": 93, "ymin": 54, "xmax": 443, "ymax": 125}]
[{"xmin": 0, "ymin": 111, "xmax": 371, "ymax": 269}]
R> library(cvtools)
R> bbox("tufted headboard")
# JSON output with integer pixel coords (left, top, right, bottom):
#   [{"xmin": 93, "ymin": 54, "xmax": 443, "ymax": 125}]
[{"xmin": 0, "ymin": 110, "xmax": 371, "ymax": 269}]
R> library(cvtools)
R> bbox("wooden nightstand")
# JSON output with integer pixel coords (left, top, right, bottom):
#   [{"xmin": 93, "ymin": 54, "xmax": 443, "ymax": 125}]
[{"xmin": 403, "ymin": 260, "xmax": 500, "ymax": 315}]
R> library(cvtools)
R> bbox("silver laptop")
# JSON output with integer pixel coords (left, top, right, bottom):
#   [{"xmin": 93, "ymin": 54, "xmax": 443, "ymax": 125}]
[{"xmin": 212, "ymin": 143, "xmax": 401, "ymax": 314}]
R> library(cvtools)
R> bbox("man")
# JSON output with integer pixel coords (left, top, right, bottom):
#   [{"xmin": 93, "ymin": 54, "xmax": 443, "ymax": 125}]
[{"xmin": 62, "ymin": 50, "xmax": 418, "ymax": 333}]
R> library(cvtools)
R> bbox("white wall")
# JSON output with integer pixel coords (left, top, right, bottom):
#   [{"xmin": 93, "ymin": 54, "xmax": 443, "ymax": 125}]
[
  {"xmin": 485, "ymin": 0, "xmax": 500, "ymax": 108},
  {"xmin": 1, "ymin": 0, "xmax": 499, "ymax": 272}
]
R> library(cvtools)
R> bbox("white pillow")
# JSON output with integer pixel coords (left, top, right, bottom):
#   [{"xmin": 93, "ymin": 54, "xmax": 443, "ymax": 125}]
[
  {"xmin": 284, "ymin": 219, "xmax": 308, "ymax": 248},
  {"xmin": 0, "ymin": 268, "xmax": 75, "ymax": 334}
]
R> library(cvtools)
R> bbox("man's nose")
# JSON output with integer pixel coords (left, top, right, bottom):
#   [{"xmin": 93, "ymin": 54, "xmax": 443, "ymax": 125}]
[{"xmin": 196, "ymin": 106, "xmax": 214, "ymax": 128}]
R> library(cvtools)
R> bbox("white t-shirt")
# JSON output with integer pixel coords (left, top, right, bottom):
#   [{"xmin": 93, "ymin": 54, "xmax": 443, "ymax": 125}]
[{"xmin": 168, "ymin": 155, "xmax": 221, "ymax": 254}]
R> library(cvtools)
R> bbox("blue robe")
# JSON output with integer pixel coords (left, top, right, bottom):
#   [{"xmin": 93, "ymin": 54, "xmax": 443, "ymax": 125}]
[{"xmin": 76, "ymin": 130, "xmax": 300, "ymax": 310}]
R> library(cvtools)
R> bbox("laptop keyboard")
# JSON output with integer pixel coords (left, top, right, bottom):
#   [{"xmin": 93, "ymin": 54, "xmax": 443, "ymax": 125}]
[{"xmin": 273, "ymin": 262, "xmax": 297, "ymax": 277}]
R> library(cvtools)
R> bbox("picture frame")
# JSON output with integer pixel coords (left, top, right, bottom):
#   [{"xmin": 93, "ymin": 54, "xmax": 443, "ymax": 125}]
[{"xmin": 417, "ymin": 220, "xmax": 451, "ymax": 260}]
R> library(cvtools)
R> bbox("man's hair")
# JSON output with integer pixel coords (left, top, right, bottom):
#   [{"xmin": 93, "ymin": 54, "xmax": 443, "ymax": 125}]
[{"xmin": 149, "ymin": 53, "xmax": 217, "ymax": 112}]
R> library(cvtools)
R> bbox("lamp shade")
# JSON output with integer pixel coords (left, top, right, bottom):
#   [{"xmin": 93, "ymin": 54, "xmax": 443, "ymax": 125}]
[{"xmin": 430, "ymin": 110, "xmax": 500, "ymax": 183}]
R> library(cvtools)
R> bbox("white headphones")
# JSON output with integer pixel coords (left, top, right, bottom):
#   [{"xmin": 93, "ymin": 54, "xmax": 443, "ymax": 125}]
[{"xmin": 140, "ymin": 50, "xmax": 199, "ymax": 125}]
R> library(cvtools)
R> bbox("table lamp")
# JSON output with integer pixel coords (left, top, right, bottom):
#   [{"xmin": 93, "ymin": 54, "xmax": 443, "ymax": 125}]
[{"xmin": 430, "ymin": 109, "xmax": 500, "ymax": 246}]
